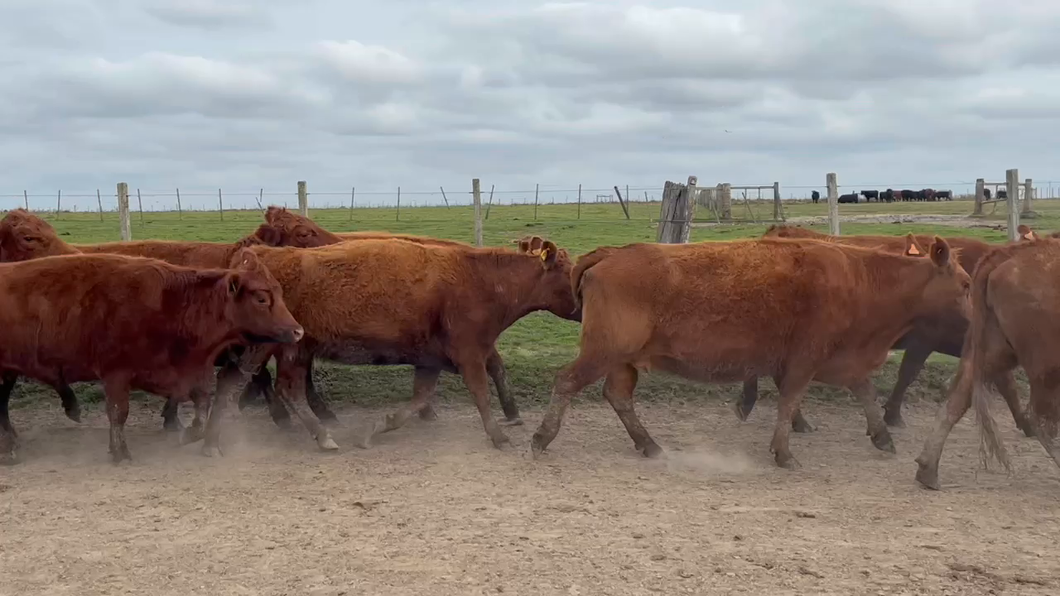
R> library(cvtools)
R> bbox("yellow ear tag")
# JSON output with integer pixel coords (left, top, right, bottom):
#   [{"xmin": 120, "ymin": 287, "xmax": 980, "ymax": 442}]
[
  {"xmin": 540, "ymin": 250, "xmax": 549, "ymax": 262},
  {"xmin": 907, "ymin": 244, "xmax": 920, "ymax": 255}
]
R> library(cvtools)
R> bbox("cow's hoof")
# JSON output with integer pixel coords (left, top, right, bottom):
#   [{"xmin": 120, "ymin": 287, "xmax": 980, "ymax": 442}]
[
  {"xmin": 0, "ymin": 449, "xmax": 19, "ymax": 466},
  {"xmin": 529, "ymin": 434, "xmax": 547, "ymax": 459},
  {"xmin": 490, "ymin": 432, "xmax": 511, "ymax": 449},
  {"xmin": 271, "ymin": 417, "xmax": 294, "ymax": 431},
  {"xmin": 884, "ymin": 410, "xmax": 906, "ymax": 428},
  {"xmin": 792, "ymin": 418, "xmax": 816, "ymax": 434},
  {"xmin": 179, "ymin": 427, "xmax": 204, "ymax": 446},
  {"xmin": 162, "ymin": 418, "xmax": 184, "ymax": 433},
  {"xmin": 499, "ymin": 416, "xmax": 524, "ymax": 427},
  {"xmin": 65, "ymin": 407, "xmax": 82, "ymax": 424},
  {"xmin": 317, "ymin": 434, "xmax": 340, "ymax": 451},
  {"xmin": 641, "ymin": 442, "xmax": 664, "ymax": 459},
  {"xmin": 201, "ymin": 444, "xmax": 223, "ymax": 458},
  {"xmin": 418, "ymin": 406, "xmax": 439, "ymax": 422},
  {"xmin": 110, "ymin": 448, "xmax": 132, "ymax": 465},
  {"xmin": 914, "ymin": 457, "xmax": 940, "ymax": 490},
  {"xmin": 732, "ymin": 401, "xmax": 751, "ymax": 422},
  {"xmin": 871, "ymin": 429, "xmax": 897, "ymax": 454},
  {"xmin": 1017, "ymin": 419, "xmax": 1037, "ymax": 438},
  {"xmin": 774, "ymin": 454, "xmax": 801, "ymax": 470}
]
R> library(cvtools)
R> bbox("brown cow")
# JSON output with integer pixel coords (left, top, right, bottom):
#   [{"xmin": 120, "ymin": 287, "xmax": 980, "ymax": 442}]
[
  {"xmin": 734, "ymin": 225, "xmax": 1038, "ymax": 436},
  {"xmin": 0, "ymin": 250, "xmax": 303, "ymax": 464},
  {"xmin": 205, "ymin": 237, "xmax": 580, "ymax": 453},
  {"xmin": 251, "ymin": 205, "xmax": 530, "ymax": 426},
  {"xmin": 528, "ymin": 235, "xmax": 970, "ymax": 468},
  {"xmin": 0, "ymin": 209, "xmax": 307, "ymax": 431},
  {"xmin": 915, "ymin": 238, "xmax": 1060, "ymax": 490}
]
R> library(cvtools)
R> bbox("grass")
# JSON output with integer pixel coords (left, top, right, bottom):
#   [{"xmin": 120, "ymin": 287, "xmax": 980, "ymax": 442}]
[{"xmin": 11, "ymin": 197, "xmax": 1054, "ymax": 414}]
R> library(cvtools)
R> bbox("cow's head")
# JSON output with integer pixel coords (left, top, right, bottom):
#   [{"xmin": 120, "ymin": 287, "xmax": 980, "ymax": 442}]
[
  {"xmin": 1017, "ymin": 224, "xmax": 1040, "ymax": 242},
  {"xmin": 762, "ymin": 224, "xmax": 825, "ymax": 240},
  {"xmin": 224, "ymin": 247, "xmax": 304, "ymax": 344},
  {"xmin": 0, "ymin": 209, "xmax": 79, "ymax": 262},
  {"xmin": 254, "ymin": 206, "xmax": 344, "ymax": 248},
  {"xmin": 515, "ymin": 235, "xmax": 580, "ymax": 322},
  {"xmin": 906, "ymin": 234, "xmax": 972, "ymax": 320}
]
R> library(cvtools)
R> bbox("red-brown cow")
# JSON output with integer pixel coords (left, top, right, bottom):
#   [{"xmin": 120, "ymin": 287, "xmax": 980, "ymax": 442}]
[
  {"xmin": 0, "ymin": 250, "xmax": 303, "ymax": 464},
  {"xmin": 915, "ymin": 238, "xmax": 1060, "ymax": 490},
  {"xmin": 736, "ymin": 225, "xmax": 1035, "ymax": 435},
  {"xmin": 205, "ymin": 237, "xmax": 580, "ymax": 453},
  {"xmin": 0, "ymin": 209, "xmax": 297, "ymax": 431},
  {"xmin": 529, "ymin": 235, "xmax": 970, "ymax": 468},
  {"xmin": 250, "ymin": 206, "xmax": 532, "ymax": 426}
]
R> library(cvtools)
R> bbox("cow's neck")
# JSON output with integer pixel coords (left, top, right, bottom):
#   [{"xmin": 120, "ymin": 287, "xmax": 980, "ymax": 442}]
[
  {"xmin": 168, "ymin": 272, "xmax": 242, "ymax": 366},
  {"xmin": 857, "ymin": 254, "xmax": 940, "ymax": 340},
  {"xmin": 468, "ymin": 251, "xmax": 550, "ymax": 333}
]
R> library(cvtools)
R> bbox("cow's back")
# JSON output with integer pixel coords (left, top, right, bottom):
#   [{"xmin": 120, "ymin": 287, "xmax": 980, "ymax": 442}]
[{"xmin": 75, "ymin": 240, "xmax": 235, "ymax": 268}]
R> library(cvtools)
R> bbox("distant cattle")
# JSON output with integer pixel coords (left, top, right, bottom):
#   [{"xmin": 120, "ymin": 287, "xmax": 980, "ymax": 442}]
[
  {"xmin": 208, "ymin": 237, "xmax": 581, "ymax": 453},
  {"xmin": 860, "ymin": 190, "xmax": 880, "ymax": 201},
  {"xmin": 935, "ymin": 190, "xmax": 953, "ymax": 200},
  {"xmin": 997, "ymin": 189, "xmax": 1008, "ymax": 200},
  {"xmin": 810, "ymin": 190, "xmax": 820, "ymax": 204},
  {"xmin": 838, "ymin": 193, "xmax": 859, "ymax": 204},
  {"xmin": 0, "ymin": 209, "xmax": 285, "ymax": 433},
  {"xmin": 0, "ymin": 250, "xmax": 303, "ymax": 463},
  {"xmin": 917, "ymin": 189, "xmax": 937, "ymax": 201},
  {"xmin": 881, "ymin": 189, "xmax": 897, "ymax": 202},
  {"xmin": 984, "ymin": 188, "xmax": 993, "ymax": 200},
  {"xmin": 915, "ymin": 239, "xmax": 1060, "ymax": 490},
  {"xmin": 900, "ymin": 190, "xmax": 917, "ymax": 201},
  {"xmin": 528, "ymin": 235, "xmax": 971, "ymax": 468},
  {"xmin": 746, "ymin": 225, "xmax": 1032, "ymax": 434}
]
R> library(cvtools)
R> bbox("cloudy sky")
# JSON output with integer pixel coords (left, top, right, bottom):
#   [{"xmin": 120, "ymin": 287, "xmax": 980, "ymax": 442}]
[{"xmin": 3, "ymin": 0, "xmax": 1060, "ymax": 210}]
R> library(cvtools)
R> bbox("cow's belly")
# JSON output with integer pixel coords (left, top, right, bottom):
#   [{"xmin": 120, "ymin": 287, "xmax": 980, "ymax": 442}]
[
  {"xmin": 314, "ymin": 341, "xmax": 456, "ymax": 372},
  {"xmin": 813, "ymin": 349, "xmax": 890, "ymax": 386}
]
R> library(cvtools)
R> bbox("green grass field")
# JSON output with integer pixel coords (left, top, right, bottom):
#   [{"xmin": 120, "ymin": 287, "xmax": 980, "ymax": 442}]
[{"xmin": 11, "ymin": 197, "xmax": 1056, "ymax": 414}]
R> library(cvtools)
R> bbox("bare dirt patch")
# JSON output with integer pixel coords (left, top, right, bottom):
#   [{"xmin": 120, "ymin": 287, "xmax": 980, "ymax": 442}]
[{"xmin": 2, "ymin": 398, "xmax": 1059, "ymax": 595}]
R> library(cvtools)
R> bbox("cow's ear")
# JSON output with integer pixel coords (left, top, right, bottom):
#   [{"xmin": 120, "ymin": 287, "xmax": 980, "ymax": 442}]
[
  {"xmin": 929, "ymin": 236, "xmax": 950, "ymax": 267},
  {"xmin": 517, "ymin": 238, "xmax": 531, "ymax": 254},
  {"xmin": 226, "ymin": 272, "xmax": 243, "ymax": 296},
  {"xmin": 539, "ymin": 241, "xmax": 559, "ymax": 269},
  {"xmin": 903, "ymin": 233, "xmax": 925, "ymax": 257},
  {"xmin": 254, "ymin": 224, "xmax": 282, "ymax": 246},
  {"xmin": 1017, "ymin": 224, "xmax": 1039, "ymax": 242}
]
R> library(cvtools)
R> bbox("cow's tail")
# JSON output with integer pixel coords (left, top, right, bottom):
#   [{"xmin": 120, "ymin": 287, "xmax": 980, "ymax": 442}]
[
  {"xmin": 966, "ymin": 245, "xmax": 1023, "ymax": 473},
  {"xmin": 570, "ymin": 247, "xmax": 618, "ymax": 309}
]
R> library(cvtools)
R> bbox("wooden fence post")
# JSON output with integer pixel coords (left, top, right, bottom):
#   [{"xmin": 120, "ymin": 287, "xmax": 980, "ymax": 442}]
[
  {"xmin": 472, "ymin": 178, "xmax": 483, "ymax": 247},
  {"xmin": 297, "ymin": 181, "xmax": 308, "ymax": 217},
  {"xmin": 23, "ymin": 190, "xmax": 28, "ymax": 210},
  {"xmin": 96, "ymin": 189, "xmax": 104, "ymax": 222},
  {"xmin": 534, "ymin": 183, "xmax": 539, "ymax": 220},
  {"xmin": 136, "ymin": 188, "xmax": 145, "ymax": 224},
  {"xmin": 1022, "ymin": 177, "xmax": 1037, "ymax": 218},
  {"xmin": 656, "ymin": 176, "xmax": 697, "ymax": 244},
  {"xmin": 577, "ymin": 183, "xmax": 582, "ymax": 219},
  {"xmin": 718, "ymin": 183, "xmax": 732, "ymax": 221},
  {"xmin": 175, "ymin": 188, "xmax": 183, "ymax": 220},
  {"xmin": 826, "ymin": 172, "xmax": 840, "ymax": 235},
  {"xmin": 1006, "ymin": 169, "xmax": 1020, "ymax": 242},
  {"xmin": 484, "ymin": 184, "xmax": 495, "ymax": 220},
  {"xmin": 217, "ymin": 188, "xmax": 224, "ymax": 221},
  {"xmin": 349, "ymin": 187, "xmax": 356, "ymax": 221},
  {"xmin": 438, "ymin": 186, "xmax": 451, "ymax": 209},
  {"xmin": 396, "ymin": 186, "xmax": 401, "ymax": 221},
  {"xmin": 772, "ymin": 181, "xmax": 784, "ymax": 222},
  {"xmin": 117, "ymin": 182, "xmax": 131, "ymax": 241},
  {"xmin": 613, "ymin": 185, "xmax": 631, "ymax": 219},
  {"xmin": 973, "ymin": 178, "xmax": 985, "ymax": 216}
]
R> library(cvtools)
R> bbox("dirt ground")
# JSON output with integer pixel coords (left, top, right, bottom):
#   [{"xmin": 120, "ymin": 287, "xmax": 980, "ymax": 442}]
[{"xmin": 2, "ymin": 397, "xmax": 1059, "ymax": 596}]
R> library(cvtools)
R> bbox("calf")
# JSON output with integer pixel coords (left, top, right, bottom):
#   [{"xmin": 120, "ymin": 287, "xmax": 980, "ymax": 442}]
[
  {"xmin": 810, "ymin": 191, "xmax": 820, "ymax": 204},
  {"xmin": 528, "ymin": 235, "xmax": 970, "ymax": 468},
  {"xmin": 745, "ymin": 225, "xmax": 1033, "ymax": 434},
  {"xmin": 0, "ymin": 209, "xmax": 293, "ymax": 431},
  {"xmin": 915, "ymin": 239, "xmax": 1060, "ymax": 490},
  {"xmin": 0, "ymin": 250, "xmax": 303, "ymax": 463},
  {"xmin": 208, "ymin": 238, "xmax": 580, "ymax": 452},
  {"xmin": 252, "ymin": 205, "xmax": 528, "ymax": 425},
  {"xmin": 861, "ymin": 190, "xmax": 880, "ymax": 202},
  {"xmin": 838, "ymin": 193, "xmax": 859, "ymax": 204}
]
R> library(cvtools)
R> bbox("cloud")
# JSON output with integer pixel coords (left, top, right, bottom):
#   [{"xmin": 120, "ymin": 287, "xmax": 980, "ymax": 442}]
[{"xmin": 3, "ymin": 0, "xmax": 1060, "ymax": 211}]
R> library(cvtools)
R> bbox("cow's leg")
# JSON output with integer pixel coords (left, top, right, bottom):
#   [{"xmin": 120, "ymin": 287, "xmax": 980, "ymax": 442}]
[
  {"xmin": 1029, "ymin": 379, "xmax": 1060, "ymax": 470},
  {"xmin": 915, "ymin": 366, "xmax": 972, "ymax": 490},
  {"xmin": 769, "ymin": 370, "xmax": 814, "ymax": 470},
  {"xmin": 993, "ymin": 371, "xmax": 1035, "ymax": 438},
  {"xmin": 55, "ymin": 382, "xmax": 81, "ymax": 423},
  {"xmin": 362, "ymin": 367, "xmax": 441, "ymax": 448},
  {"xmin": 304, "ymin": 361, "xmax": 339, "ymax": 427},
  {"xmin": 273, "ymin": 346, "xmax": 338, "ymax": 451},
  {"xmin": 203, "ymin": 351, "xmax": 266, "ymax": 458},
  {"xmin": 487, "ymin": 349, "xmax": 522, "ymax": 426},
  {"xmin": 458, "ymin": 360, "xmax": 510, "ymax": 449},
  {"xmin": 237, "ymin": 365, "xmax": 268, "ymax": 411},
  {"xmin": 602, "ymin": 364, "xmax": 662, "ymax": 458},
  {"xmin": 883, "ymin": 345, "xmax": 931, "ymax": 428},
  {"xmin": 0, "ymin": 375, "xmax": 19, "ymax": 465},
  {"xmin": 161, "ymin": 397, "xmax": 183, "ymax": 432},
  {"xmin": 102, "ymin": 377, "xmax": 132, "ymax": 463},
  {"xmin": 734, "ymin": 377, "xmax": 815, "ymax": 432},
  {"xmin": 848, "ymin": 379, "xmax": 896, "ymax": 454},
  {"xmin": 256, "ymin": 368, "xmax": 294, "ymax": 430},
  {"xmin": 179, "ymin": 389, "xmax": 209, "ymax": 445},
  {"xmin": 531, "ymin": 354, "xmax": 612, "ymax": 458}
]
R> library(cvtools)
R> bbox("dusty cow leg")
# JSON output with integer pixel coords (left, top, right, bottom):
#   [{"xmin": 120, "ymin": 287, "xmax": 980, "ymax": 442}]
[
  {"xmin": 0, "ymin": 377, "xmax": 19, "ymax": 465},
  {"xmin": 531, "ymin": 355, "xmax": 611, "ymax": 458},
  {"xmin": 237, "ymin": 365, "xmax": 269, "ymax": 411},
  {"xmin": 179, "ymin": 389, "xmax": 209, "ymax": 445},
  {"xmin": 202, "ymin": 360, "xmax": 258, "ymax": 458},
  {"xmin": 769, "ymin": 371, "xmax": 814, "ymax": 470},
  {"xmin": 733, "ymin": 377, "xmax": 815, "ymax": 433},
  {"xmin": 304, "ymin": 364, "xmax": 339, "ymax": 426},
  {"xmin": 883, "ymin": 345, "xmax": 932, "ymax": 428},
  {"xmin": 273, "ymin": 347, "xmax": 339, "ymax": 452},
  {"xmin": 993, "ymin": 372, "xmax": 1036, "ymax": 438},
  {"xmin": 54, "ymin": 383, "xmax": 82, "ymax": 423},
  {"xmin": 459, "ymin": 360, "xmax": 510, "ymax": 449},
  {"xmin": 103, "ymin": 377, "xmax": 133, "ymax": 464},
  {"xmin": 602, "ymin": 364, "xmax": 662, "ymax": 458},
  {"xmin": 487, "ymin": 350, "xmax": 522, "ymax": 426},
  {"xmin": 361, "ymin": 367, "xmax": 441, "ymax": 449},
  {"xmin": 161, "ymin": 398, "xmax": 183, "ymax": 432},
  {"xmin": 848, "ymin": 379, "xmax": 896, "ymax": 454},
  {"xmin": 1030, "ymin": 380, "xmax": 1060, "ymax": 470},
  {"xmin": 914, "ymin": 367, "xmax": 972, "ymax": 490}
]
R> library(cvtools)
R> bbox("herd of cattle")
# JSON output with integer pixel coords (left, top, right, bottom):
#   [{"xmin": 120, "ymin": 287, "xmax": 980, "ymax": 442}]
[
  {"xmin": 810, "ymin": 189, "xmax": 955, "ymax": 204},
  {"xmin": 1, "ymin": 207, "xmax": 1058, "ymax": 492}
]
